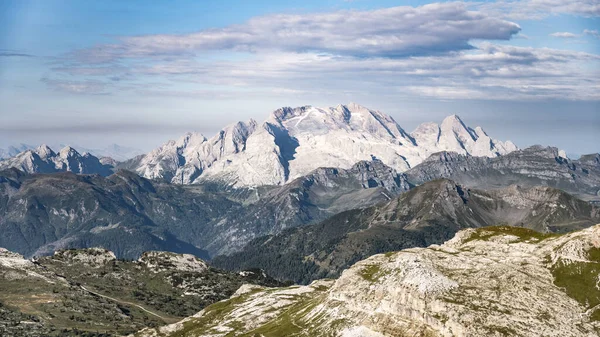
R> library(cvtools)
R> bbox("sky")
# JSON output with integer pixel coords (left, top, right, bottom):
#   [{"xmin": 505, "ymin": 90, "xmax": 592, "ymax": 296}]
[{"xmin": 0, "ymin": 0, "xmax": 598, "ymax": 157}]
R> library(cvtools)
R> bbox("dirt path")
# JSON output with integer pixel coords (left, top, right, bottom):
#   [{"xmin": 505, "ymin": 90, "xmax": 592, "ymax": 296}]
[{"xmin": 80, "ymin": 285, "xmax": 173, "ymax": 322}]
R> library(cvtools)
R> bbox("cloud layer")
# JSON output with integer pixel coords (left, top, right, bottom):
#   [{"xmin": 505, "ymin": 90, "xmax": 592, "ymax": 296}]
[
  {"xmin": 68, "ymin": 2, "xmax": 520, "ymax": 62},
  {"xmin": 476, "ymin": 0, "xmax": 600, "ymax": 20},
  {"xmin": 44, "ymin": 2, "xmax": 599, "ymax": 101}
]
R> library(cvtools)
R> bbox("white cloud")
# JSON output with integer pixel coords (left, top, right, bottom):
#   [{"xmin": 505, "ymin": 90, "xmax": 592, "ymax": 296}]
[
  {"xmin": 475, "ymin": 0, "xmax": 600, "ymax": 20},
  {"xmin": 66, "ymin": 2, "xmax": 520, "ymax": 63},
  {"xmin": 584, "ymin": 29, "xmax": 600, "ymax": 38},
  {"xmin": 41, "ymin": 78, "xmax": 110, "ymax": 95},
  {"xmin": 44, "ymin": 2, "xmax": 599, "ymax": 102},
  {"xmin": 91, "ymin": 43, "xmax": 596, "ymax": 101},
  {"xmin": 549, "ymin": 32, "xmax": 579, "ymax": 38}
]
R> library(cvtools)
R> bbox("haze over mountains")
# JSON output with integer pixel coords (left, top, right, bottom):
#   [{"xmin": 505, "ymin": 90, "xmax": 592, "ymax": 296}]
[{"xmin": 0, "ymin": 143, "xmax": 142, "ymax": 161}]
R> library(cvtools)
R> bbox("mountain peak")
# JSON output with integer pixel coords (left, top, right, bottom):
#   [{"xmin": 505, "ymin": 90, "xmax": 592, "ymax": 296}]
[
  {"xmin": 36, "ymin": 144, "xmax": 55, "ymax": 157},
  {"xmin": 440, "ymin": 114, "xmax": 477, "ymax": 144},
  {"xmin": 59, "ymin": 146, "xmax": 79, "ymax": 157},
  {"xmin": 344, "ymin": 102, "xmax": 369, "ymax": 112},
  {"xmin": 269, "ymin": 105, "xmax": 315, "ymax": 123},
  {"xmin": 176, "ymin": 132, "xmax": 206, "ymax": 148},
  {"xmin": 441, "ymin": 114, "xmax": 469, "ymax": 131},
  {"xmin": 473, "ymin": 126, "xmax": 488, "ymax": 137}
]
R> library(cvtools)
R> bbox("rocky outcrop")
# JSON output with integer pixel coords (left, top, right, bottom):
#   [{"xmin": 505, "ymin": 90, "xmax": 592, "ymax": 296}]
[
  {"xmin": 135, "ymin": 225, "xmax": 600, "ymax": 337},
  {"xmin": 138, "ymin": 251, "xmax": 208, "ymax": 273}
]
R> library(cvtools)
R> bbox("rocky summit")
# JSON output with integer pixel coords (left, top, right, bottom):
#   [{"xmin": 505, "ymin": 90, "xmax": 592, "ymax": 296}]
[{"xmin": 133, "ymin": 224, "xmax": 600, "ymax": 337}]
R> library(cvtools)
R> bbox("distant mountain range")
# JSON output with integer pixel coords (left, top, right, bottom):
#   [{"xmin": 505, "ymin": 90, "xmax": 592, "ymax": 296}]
[
  {"xmin": 0, "ymin": 143, "xmax": 142, "ymax": 161},
  {"xmin": 0, "ymin": 142, "xmax": 598, "ymax": 261},
  {"xmin": 120, "ymin": 103, "xmax": 517, "ymax": 186},
  {"xmin": 63, "ymin": 143, "xmax": 144, "ymax": 161},
  {"xmin": 0, "ymin": 102, "xmax": 597, "ymax": 274},
  {"xmin": 0, "ymin": 145, "xmax": 114, "ymax": 176},
  {"xmin": 0, "ymin": 143, "xmax": 33, "ymax": 159}
]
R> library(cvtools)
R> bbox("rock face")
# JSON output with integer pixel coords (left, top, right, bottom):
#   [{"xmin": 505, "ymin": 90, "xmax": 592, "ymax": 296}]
[
  {"xmin": 138, "ymin": 251, "xmax": 208, "ymax": 273},
  {"xmin": 0, "ymin": 144, "xmax": 114, "ymax": 176},
  {"xmin": 405, "ymin": 145, "xmax": 600, "ymax": 202},
  {"xmin": 123, "ymin": 103, "xmax": 516, "ymax": 187},
  {"xmin": 133, "ymin": 225, "xmax": 600, "ymax": 337},
  {"xmin": 202, "ymin": 159, "xmax": 412, "ymax": 255},
  {"xmin": 0, "ymin": 247, "xmax": 284, "ymax": 336},
  {"xmin": 214, "ymin": 179, "xmax": 600, "ymax": 284}
]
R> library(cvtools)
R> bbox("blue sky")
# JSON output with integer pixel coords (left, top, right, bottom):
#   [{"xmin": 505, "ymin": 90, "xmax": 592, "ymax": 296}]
[{"xmin": 0, "ymin": 0, "xmax": 598, "ymax": 156}]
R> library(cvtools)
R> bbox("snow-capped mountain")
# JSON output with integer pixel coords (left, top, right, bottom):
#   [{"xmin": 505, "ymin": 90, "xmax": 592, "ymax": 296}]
[
  {"xmin": 0, "ymin": 144, "xmax": 114, "ymax": 176},
  {"xmin": 410, "ymin": 114, "xmax": 517, "ymax": 158},
  {"xmin": 125, "ymin": 103, "xmax": 517, "ymax": 186}
]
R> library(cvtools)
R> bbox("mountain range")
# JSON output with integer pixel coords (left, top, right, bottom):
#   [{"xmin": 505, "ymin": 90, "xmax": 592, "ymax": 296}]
[
  {"xmin": 1, "ymin": 145, "xmax": 599, "ymax": 261},
  {"xmin": 0, "ymin": 143, "xmax": 142, "ymax": 161},
  {"xmin": 213, "ymin": 179, "xmax": 600, "ymax": 284},
  {"xmin": 0, "ymin": 143, "xmax": 34, "ymax": 160},
  {"xmin": 121, "ymin": 103, "xmax": 517, "ymax": 186},
  {"xmin": 0, "ymin": 102, "xmax": 599, "ymax": 336},
  {"xmin": 0, "ymin": 159, "xmax": 412, "ymax": 259},
  {"xmin": 405, "ymin": 146, "xmax": 600, "ymax": 203},
  {"xmin": 0, "ymin": 145, "xmax": 114, "ymax": 176}
]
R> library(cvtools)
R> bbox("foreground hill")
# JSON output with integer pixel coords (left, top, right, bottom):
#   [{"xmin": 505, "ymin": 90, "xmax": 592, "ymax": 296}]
[
  {"xmin": 0, "ymin": 248, "xmax": 283, "ymax": 336},
  {"xmin": 405, "ymin": 146, "xmax": 600, "ymax": 203},
  {"xmin": 214, "ymin": 179, "xmax": 600, "ymax": 284},
  {"xmin": 134, "ymin": 225, "xmax": 600, "ymax": 337}
]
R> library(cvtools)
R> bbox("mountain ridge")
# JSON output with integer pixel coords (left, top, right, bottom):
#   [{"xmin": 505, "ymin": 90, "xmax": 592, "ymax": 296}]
[
  {"xmin": 0, "ymin": 144, "xmax": 114, "ymax": 176},
  {"xmin": 405, "ymin": 145, "xmax": 600, "ymax": 202},
  {"xmin": 121, "ymin": 103, "xmax": 517, "ymax": 187}
]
